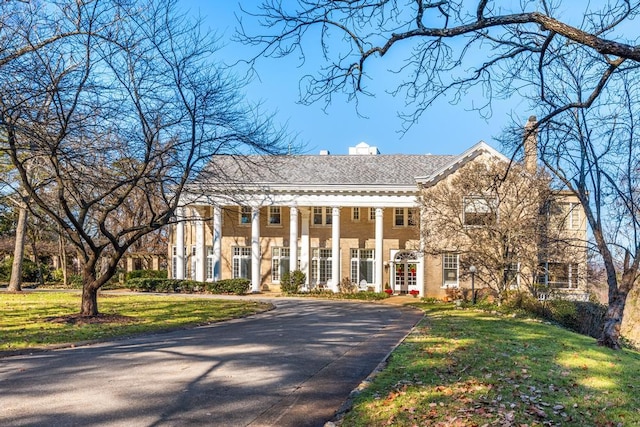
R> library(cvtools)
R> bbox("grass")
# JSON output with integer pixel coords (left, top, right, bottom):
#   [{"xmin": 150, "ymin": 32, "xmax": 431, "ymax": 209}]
[
  {"xmin": 342, "ymin": 303, "xmax": 640, "ymax": 427},
  {"xmin": 0, "ymin": 291, "xmax": 272, "ymax": 353}
]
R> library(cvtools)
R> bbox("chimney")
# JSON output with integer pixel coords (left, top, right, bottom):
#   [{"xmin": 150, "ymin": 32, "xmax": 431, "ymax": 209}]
[{"xmin": 523, "ymin": 115, "xmax": 538, "ymax": 173}]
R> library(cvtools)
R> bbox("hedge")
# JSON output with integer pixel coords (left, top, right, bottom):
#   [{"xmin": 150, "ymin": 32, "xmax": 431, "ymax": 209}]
[
  {"xmin": 127, "ymin": 277, "xmax": 250, "ymax": 295},
  {"xmin": 126, "ymin": 270, "xmax": 168, "ymax": 280}
]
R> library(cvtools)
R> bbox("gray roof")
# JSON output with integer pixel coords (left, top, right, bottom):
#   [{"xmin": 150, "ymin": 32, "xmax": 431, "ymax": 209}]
[{"xmin": 194, "ymin": 154, "xmax": 457, "ymax": 187}]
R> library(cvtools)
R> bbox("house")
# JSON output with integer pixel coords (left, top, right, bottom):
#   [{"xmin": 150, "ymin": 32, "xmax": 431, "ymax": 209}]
[{"xmin": 170, "ymin": 129, "xmax": 588, "ymax": 300}]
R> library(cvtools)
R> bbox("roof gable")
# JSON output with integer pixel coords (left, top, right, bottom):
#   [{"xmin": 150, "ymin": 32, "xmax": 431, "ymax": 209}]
[{"xmin": 414, "ymin": 141, "xmax": 509, "ymax": 188}]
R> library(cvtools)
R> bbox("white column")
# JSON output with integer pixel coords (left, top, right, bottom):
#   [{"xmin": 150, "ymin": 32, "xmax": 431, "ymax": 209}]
[
  {"xmin": 194, "ymin": 210, "xmax": 205, "ymax": 282},
  {"xmin": 251, "ymin": 206, "xmax": 261, "ymax": 293},
  {"xmin": 289, "ymin": 206, "xmax": 298, "ymax": 273},
  {"xmin": 212, "ymin": 205, "xmax": 222, "ymax": 281},
  {"xmin": 375, "ymin": 207, "xmax": 384, "ymax": 293},
  {"xmin": 331, "ymin": 206, "xmax": 341, "ymax": 293},
  {"xmin": 175, "ymin": 207, "xmax": 185, "ymax": 280},
  {"xmin": 300, "ymin": 209, "xmax": 311, "ymax": 287}
]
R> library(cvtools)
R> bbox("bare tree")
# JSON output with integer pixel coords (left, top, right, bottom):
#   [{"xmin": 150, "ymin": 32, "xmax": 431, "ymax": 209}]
[
  {"xmin": 238, "ymin": 1, "xmax": 640, "ymax": 349},
  {"xmin": 420, "ymin": 157, "xmax": 569, "ymax": 303},
  {"xmin": 0, "ymin": 0, "xmax": 287, "ymax": 315}
]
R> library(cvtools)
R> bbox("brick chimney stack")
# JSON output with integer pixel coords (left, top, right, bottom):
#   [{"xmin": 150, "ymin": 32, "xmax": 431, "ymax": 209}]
[{"xmin": 524, "ymin": 115, "xmax": 538, "ymax": 173}]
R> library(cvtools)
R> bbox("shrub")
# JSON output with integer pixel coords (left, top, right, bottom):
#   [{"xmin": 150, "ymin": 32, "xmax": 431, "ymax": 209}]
[
  {"xmin": 280, "ymin": 270, "xmax": 306, "ymax": 293},
  {"xmin": 205, "ymin": 278, "xmax": 250, "ymax": 295},
  {"xmin": 126, "ymin": 269, "xmax": 168, "ymax": 281},
  {"xmin": 0, "ymin": 257, "xmax": 50, "ymax": 283},
  {"xmin": 339, "ymin": 277, "xmax": 357, "ymax": 293}
]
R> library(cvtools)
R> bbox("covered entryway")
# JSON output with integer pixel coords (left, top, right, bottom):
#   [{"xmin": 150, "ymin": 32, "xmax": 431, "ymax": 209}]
[{"xmin": 392, "ymin": 250, "xmax": 419, "ymax": 294}]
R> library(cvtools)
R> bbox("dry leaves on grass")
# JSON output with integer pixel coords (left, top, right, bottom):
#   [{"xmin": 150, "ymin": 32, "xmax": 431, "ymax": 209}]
[{"xmin": 45, "ymin": 313, "xmax": 137, "ymax": 325}]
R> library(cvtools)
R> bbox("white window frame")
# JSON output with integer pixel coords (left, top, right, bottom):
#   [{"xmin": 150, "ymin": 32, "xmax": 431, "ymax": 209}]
[
  {"xmin": 312, "ymin": 207, "xmax": 332, "ymax": 226},
  {"xmin": 442, "ymin": 253, "xmax": 459, "ymax": 288},
  {"xmin": 311, "ymin": 248, "xmax": 332, "ymax": 286},
  {"xmin": 352, "ymin": 207, "xmax": 360, "ymax": 222},
  {"xmin": 369, "ymin": 207, "xmax": 376, "ymax": 221},
  {"xmin": 171, "ymin": 246, "xmax": 187, "ymax": 279},
  {"xmin": 504, "ymin": 262, "xmax": 520, "ymax": 289},
  {"xmin": 271, "ymin": 247, "xmax": 291, "ymax": 282},
  {"xmin": 239, "ymin": 206, "xmax": 251, "ymax": 226},
  {"xmin": 394, "ymin": 208, "xmax": 418, "ymax": 227},
  {"xmin": 463, "ymin": 196, "xmax": 498, "ymax": 227},
  {"xmin": 566, "ymin": 202, "xmax": 580, "ymax": 230},
  {"xmin": 232, "ymin": 246, "xmax": 252, "ymax": 279},
  {"xmin": 206, "ymin": 246, "xmax": 215, "ymax": 280},
  {"xmin": 350, "ymin": 248, "xmax": 375, "ymax": 285},
  {"xmin": 268, "ymin": 206, "xmax": 281, "ymax": 225}
]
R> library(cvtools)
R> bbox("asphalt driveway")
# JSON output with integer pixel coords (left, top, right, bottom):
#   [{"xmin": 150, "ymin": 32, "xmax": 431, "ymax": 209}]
[{"xmin": 0, "ymin": 298, "xmax": 422, "ymax": 427}]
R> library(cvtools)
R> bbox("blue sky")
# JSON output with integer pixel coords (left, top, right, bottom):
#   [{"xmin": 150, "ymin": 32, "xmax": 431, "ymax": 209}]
[{"xmin": 192, "ymin": 2, "xmax": 528, "ymax": 156}]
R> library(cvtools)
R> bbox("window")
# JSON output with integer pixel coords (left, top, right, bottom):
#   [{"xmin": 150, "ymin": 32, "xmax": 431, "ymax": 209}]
[
  {"xmin": 503, "ymin": 262, "xmax": 520, "ymax": 289},
  {"xmin": 312, "ymin": 207, "xmax": 332, "ymax": 226},
  {"xmin": 189, "ymin": 246, "xmax": 197, "ymax": 279},
  {"xmin": 311, "ymin": 248, "xmax": 332, "ymax": 286},
  {"xmin": 351, "ymin": 249, "xmax": 375, "ymax": 285},
  {"xmin": 538, "ymin": 262, "xmax": 579, "ymax": 289},
  {"xmin": 563, "ymin": 202, "xmax": 580, "ymax": 229},
  {"xmin": 394, "ymin": 208, "xmax": 418, "ymax": 227},
  {"xmin": 271, "ymin": 247, "xmax": 290, "ymax": 282},
  {"xmin": 240, "ymin": 206, "xmax": 251, "ymax": 225},
  {"xmin": 171, "ymin": 246, "xmax": 187, "ymax": 279},
  {"xmin": 268, "ymin": 206, "xmax": 281, "ymax": 225},
  {"xmin": 464, "ymin": 196, "xmax": 497, "ymax": 226},
  {"xmin": 232, "ymin": 247, "xmax": 252, "ymax": 279},
  {"xmin": 443, "ymin": 253, "xmax": 459, "ymax": 287},
  {"xmin": 206, "ymin": 246, "xmax": 216, "ymax": 280},
  {"xmin": 352, "ymin": 207, "xmax": 360, "ymax": 221},
  {"xmin": 369, "ymin": 207, "xmax": 376, "ymax": 221}
]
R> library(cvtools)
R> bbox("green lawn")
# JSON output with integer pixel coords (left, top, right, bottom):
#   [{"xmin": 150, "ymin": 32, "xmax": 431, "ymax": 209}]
[
  {"xmin": 342, "ymin": 304, "xmax": 640, "ymax": 427},
  {"xmin": 0, "ymin": 291, "xmax": 272, "ymax": 353}
]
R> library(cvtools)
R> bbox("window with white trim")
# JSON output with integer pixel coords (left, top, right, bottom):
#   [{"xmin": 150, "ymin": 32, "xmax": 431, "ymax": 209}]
[
  {"xmin": 562, "ymin": 202, "xmax": 580, "ymax": 230},
  {"xmin": 463, "ymin": 196, "xmax": 497, "ymax": 226},
  {"xmin": 206, "ymin": 246, "xmax": 215, "ymax": 280},
  {"xmin": 312, "ymin": 207, "xmax": 332, "ymax": 226},
  {"xmin": 369, "ymin": 207, "xmax": 376, "ymax": 221},
  {"xmin": 352, "ymin": 207, "xmax": 360, "ymax": 221},
  {"xmin": 311, "ymin": 248, "xmax": 332, "ymax": 285},
  {"xmin": 232, "ymin": 247, "xmax": 252, "ymax": 279},
  {"xmin": 190, "ymin": 246, "xmax": 196, "ymax": 279},
  {"xmin": 271, "ymin": 247, "xmax": 290, "ymax": 282},
  {"xmin": 351, "ymin": 248, "xmax": 375, "ymax": 285},
  {"xmin": 394, "ymin": 208, "xmax": 418, "ymax": 227},
  {"xmin": 504, "ymin": 262, "xmax": 520, "ymax": 289},
  {"xmin": 239, "ymin": 206, "xmax": 251, "ymax": 225},
  {"xmin": 171, "ymin": 246, "xmax": 187, "ymax": 279},
  {"xmin": 538, "ymin": 262, "xmax": 579, "ymax": 289},
  {"xmin": 443, "ymin": 253, "xmax": 459, "ymax": 287},
  {"xmin": 268, "ymin": 207, "xmax": 281, "ymax": 225}
]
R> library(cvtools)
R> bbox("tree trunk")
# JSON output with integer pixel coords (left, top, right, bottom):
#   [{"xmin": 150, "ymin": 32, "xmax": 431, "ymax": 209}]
[
  {"xmin": 8, "ymin": 205, "xmax": 28, "ymax": 292},
  {"xmin": 81, "ymin": 284, "xmax": 99, "ymax": 316},
  {"xmin": 599, "ymin": 289, "xmax": 627, "ymax": 349}
]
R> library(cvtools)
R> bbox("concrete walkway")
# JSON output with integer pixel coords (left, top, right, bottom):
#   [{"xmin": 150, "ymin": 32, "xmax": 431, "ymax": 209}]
[{"xmin": 0, "ymin": 297, "xmax": 422, "ymax": 427}]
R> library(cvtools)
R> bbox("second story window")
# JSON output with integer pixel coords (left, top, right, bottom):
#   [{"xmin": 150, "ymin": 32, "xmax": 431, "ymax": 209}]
[
  {"xmin": 352, "ymin": 207, "xmax": 360, "ymax": 221},
  {"xmin": 313, "ymin": 207, "xmax": 332, "ymax": 226},
  {"xmin": 463, "ymin": 196, "xmax": 497, "ymax": 226},
  {"xmin": 394, "ymin": 208, "xmax": 418, "ymax": 227},
  {"xmin": 240, "ymin": 206, "xmax": 251, "ymax": 225},
  {"xmin": 269, "ymin": 206, "xmax": 281, "ymax": 225}
]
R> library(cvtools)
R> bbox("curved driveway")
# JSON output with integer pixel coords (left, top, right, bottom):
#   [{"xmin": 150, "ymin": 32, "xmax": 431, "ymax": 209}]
[{"xmin": 0, "ymin": 298, "xmax": 422, "ymax": 427}]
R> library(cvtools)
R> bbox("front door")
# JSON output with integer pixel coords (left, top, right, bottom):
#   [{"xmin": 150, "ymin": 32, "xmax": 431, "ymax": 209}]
[{"xmin": 393, "ymin": 250, "xmax": 418, "ymax": 294}]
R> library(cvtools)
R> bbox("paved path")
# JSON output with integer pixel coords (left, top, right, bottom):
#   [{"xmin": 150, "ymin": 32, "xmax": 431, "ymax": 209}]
[{"xmin": 0, "ymin": 298, "xmax": 422, "ymax": 427}]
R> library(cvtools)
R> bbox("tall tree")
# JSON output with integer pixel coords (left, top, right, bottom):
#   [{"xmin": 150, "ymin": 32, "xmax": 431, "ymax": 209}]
[
  {"xmin": 239, "ymin": 0, "xmax": 640, "ymax": 349},
  {"xmin": 420, "ymin": 158, "xmax": 572, "ymax": 304},
  {"xmin": 0, "ymin": 0, "xmax": 287, "ymax": 315}
]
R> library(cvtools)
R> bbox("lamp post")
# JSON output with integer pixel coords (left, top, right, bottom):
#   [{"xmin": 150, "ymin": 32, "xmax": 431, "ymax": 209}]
[{"xmin": 469, "ymin": 265, "xmax": 477, "ymax": 305}]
